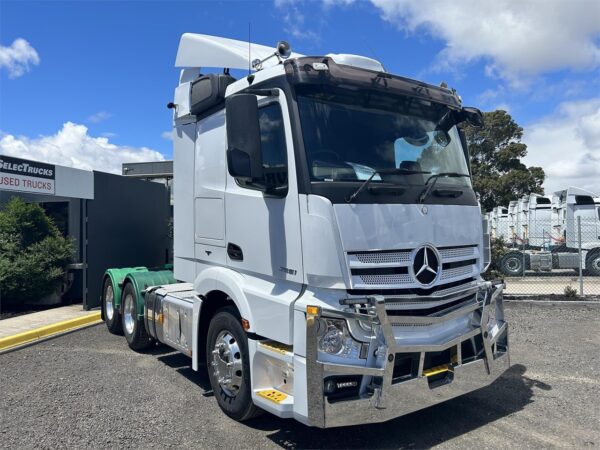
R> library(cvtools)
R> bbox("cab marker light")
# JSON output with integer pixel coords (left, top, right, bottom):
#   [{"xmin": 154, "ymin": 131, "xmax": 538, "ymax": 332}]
[
  {"xmin": 306, "ymin": 305, "xmax": 319, "ymax": 316},
  {"xmin": 241, "ymin": 318, "xmax": 250, "ymax": 331}
]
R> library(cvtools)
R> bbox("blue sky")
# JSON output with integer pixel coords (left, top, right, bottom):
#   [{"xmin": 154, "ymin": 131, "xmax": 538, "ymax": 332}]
[{"xmin": 1, "ymin": 0, "xmax": 600, "ymax": 192}]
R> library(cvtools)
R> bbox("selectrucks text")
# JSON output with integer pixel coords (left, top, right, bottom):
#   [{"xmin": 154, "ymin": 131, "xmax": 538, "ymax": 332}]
[{"xmin": 101, "ymin": 34, "xmax": 509, "ymax": 427}]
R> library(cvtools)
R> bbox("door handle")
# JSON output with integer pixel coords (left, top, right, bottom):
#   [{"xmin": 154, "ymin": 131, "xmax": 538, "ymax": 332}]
[{"xmin": 227, "ymin": 243, "xmax": 243, "ymax": 261}]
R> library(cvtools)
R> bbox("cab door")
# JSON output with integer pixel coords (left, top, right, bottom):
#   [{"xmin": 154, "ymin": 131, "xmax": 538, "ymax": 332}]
[{"xmin": 224, "ymin": 91, "xmax": 303, "ymax": 341}]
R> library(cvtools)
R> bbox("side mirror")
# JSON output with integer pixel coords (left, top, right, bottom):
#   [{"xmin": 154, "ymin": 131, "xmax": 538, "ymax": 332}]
[
  {"xmin": 226, "ymin": 94, "xmax": 264, "ymax": 180},
  {"xmin": 461, "ymin": 107, "xmax": 484, "ymax": 127}
]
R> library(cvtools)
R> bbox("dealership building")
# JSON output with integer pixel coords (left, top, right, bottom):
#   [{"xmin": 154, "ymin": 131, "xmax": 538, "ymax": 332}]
[{"xmin": 0, "ymin": 155, "xmax": 171, "ymax": 310}]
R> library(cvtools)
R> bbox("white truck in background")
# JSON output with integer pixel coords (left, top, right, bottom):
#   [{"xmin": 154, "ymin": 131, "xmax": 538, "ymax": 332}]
[
  {"xmin": 498, "ymin": 187, "xmax": 600, "ymax": 276},
  {"xmin": 101, "ymin": 33, "xmax": 509, "ymax": 428}
]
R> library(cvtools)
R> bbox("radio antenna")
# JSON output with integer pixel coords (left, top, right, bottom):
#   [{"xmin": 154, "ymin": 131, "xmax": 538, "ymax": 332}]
[{"xmin": 248, "ymin": 22, "xmax": 251, "ymax": 76}]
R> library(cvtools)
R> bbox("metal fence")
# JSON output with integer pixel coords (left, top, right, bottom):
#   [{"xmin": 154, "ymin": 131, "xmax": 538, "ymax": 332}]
[{"xmin": 492, "ymin": 216, "xmax": 600, "ymax": 298}]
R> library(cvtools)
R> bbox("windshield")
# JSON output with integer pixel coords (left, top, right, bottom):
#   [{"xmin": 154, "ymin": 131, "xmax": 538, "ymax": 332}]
[{"xmin": 297, "ymin": 93, "xmax": 471, "ymax": 187}]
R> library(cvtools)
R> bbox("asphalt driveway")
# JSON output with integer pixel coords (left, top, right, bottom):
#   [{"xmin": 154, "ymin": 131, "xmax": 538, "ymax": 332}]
[{"xmin": 1, "ymin": 301, "xmax": 599, "ymax": 449}]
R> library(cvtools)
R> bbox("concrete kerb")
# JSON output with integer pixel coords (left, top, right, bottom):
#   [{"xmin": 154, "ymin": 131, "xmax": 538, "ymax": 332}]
[{"xmin": 0, "ymin": 312, "xmax": 102, "ymax": 353}]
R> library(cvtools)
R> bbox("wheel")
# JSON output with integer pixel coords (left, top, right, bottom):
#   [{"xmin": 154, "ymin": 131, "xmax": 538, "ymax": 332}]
[
  {"xmin": 585, "ymin": 249, "xmax": 600, "ymax": 276},
  {"xmin": 121, "ymin": 283, "xmax": 153, "ymax": 351},
  {"xmin": 103, "ymin": 277, "xmax": 122, "ymax": 334},
  {"xmin": 206, "ymin": 306, "xmax": 261, "ymax": 421},
  {"xmin": 500, "ymin": 251, "xmax": 525, "ymax": 277}
]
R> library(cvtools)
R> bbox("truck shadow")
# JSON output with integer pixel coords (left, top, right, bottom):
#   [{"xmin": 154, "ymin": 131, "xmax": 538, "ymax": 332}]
[
  {"xmin": 250, "ymin": 364, "xmax": 548, "ymax": 449},
  {"xmin": 156, "ymin": 348, "xmax": 213, "ymax": 391},
  {"xmin": 153, "ymin": 350, "xmax": 546, "ymax": 449}
]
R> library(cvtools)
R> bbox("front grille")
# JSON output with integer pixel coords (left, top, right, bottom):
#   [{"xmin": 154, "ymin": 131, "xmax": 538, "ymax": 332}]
[
  {"xmin": 353, "ymin": 251, "xmax": 410, "ymax": 265},
  {"xmin": 386, "ymin": 293, "xmax": 480, "ymax": 327},
  {"xmin": 441, "ymin": 265, "xmax": 473, "ymax": 280},
  {"xmin": 347, "ymin": 245, "xmax": 479, "ymax": 290},
  {"xmin": 439, "ymin": 246, "xmax": 476, "ymax": 260},
  {"xmin": 386, "ymin": 294, "xmax": 475, "ymax": 317},
  {"xmin": 359, "ymin": 274, "xmax": 412, "ymax": 285}
]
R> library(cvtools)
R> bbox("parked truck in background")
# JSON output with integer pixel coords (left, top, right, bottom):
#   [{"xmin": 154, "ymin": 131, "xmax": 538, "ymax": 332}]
[
  {"xmin": 101, "ymin": 33, "xmax": 509, "ymax": 428},
  {"xmin": 497, "ymin": 187, "xmax": 600, "ymax": 276}
]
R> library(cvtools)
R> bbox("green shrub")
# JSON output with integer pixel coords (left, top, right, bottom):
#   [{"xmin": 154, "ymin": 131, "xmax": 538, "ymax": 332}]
[
  {"xmin": 563, "ymin": 285, "xmax": 578, "ymax": 298},
  {"xmin": 483, "ymin": 237, "xmax": 508, "ymax": 280},
  {"xmin": 0, "ymin": 197, "xmax": 73, "ymax": 305}
]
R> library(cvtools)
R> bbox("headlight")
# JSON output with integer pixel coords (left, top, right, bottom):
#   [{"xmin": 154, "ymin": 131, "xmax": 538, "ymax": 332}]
[
  {"xmin": 319, "ymin": 324, "xmax": 344, "ymax": 354},
  {"xmin": 317, "ymin": 318, "xmax": 362, "ymax": 358}
]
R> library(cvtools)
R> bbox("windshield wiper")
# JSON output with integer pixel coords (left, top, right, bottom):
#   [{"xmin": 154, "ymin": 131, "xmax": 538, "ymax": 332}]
[
  {"xmin": 346, "ymin": 168, "xmax": 430, "ymax": 203},
  {"xmin": 419, "ymin": 172, "xmax": 471, "ymax": 204}
]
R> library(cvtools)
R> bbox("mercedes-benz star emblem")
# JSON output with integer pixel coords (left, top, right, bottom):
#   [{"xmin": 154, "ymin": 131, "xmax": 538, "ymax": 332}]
[{"xmin": 412, "ymin": 245, "xmax": 441, "ymax": 286}]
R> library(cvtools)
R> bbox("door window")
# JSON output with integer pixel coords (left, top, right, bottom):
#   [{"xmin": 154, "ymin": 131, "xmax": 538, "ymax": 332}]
[{"xmin": 259, "ymin": 103, "xmax": 288, "ymax": 190}]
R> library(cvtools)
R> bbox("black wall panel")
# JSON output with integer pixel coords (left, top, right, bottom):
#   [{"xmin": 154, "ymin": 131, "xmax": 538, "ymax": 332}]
[{"xmin": 85, "ymin": 172, "xmax": 170, "ymax": 309}]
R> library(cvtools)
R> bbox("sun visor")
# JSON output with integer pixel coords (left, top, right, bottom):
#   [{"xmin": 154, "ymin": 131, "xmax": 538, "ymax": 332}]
[{"xmin": 284, "ymin": 57, "xmax": 462, "ymax": 109}]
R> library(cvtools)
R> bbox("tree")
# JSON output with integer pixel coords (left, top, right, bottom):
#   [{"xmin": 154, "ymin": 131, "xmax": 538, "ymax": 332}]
[
  {"xmin": 463, "ymin": 110, "xmax": 545, "ymax": 212},
  {"xmin": 0, "ymin": 197, "xmax": 74, "ymax": 306}
]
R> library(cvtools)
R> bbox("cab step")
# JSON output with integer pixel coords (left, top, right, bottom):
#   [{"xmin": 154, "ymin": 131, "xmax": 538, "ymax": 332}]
[
  {"xmin": 256, "ymin": 389, "xmax": 288, "ymax": 404},
  {"xmin": 257, "ymin": 340, "xmax": 294, "ymax": 363},
  {"xmin": 253, "ymin": 388, "xmax": 294, "ymax": 417}
]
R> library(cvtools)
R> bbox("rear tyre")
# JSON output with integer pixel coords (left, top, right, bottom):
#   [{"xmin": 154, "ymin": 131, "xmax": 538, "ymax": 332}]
[
  {"xmin": 206, "ymin": 306, "xmax": 262, "ymax": 422},
  {"xmin": 121, "ymin": 283, "xmax": 153, "ymax": 351},
  {"xmin": 585, "ymin": 249, "xmax": 600, "ymax": 276},
  {"xmin": 500, "ymin": 251, "xmax": 525, "ymax": 277},
  {"xmin": 103, "ymin": 277, "xmax": 122, "ymax": 334}
]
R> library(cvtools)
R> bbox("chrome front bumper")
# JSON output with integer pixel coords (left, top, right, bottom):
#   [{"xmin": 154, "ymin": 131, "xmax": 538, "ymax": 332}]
[{"xmin": 306, "ymin": 281, "xmax": 509, "ymax": 428}]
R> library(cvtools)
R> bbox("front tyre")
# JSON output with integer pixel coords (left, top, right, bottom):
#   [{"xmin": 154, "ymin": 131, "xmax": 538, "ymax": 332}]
[
  {"xmin": 121, "ymin": 283, "xmax": 153, "ymax": 351},
  {"xmin": 103, "ymin": 277, "xmax": 122, "ymax": 334},
  {"xmin": 585, "ymin": 249, "xmax": 600, "ymax": 276},
  {"xmin": 206, "ymin": 306, "xmax": 261, "ymax": 422},
  {"xmin": 500, "ymin": 251, "xmax": 525, "ymax": 277}
]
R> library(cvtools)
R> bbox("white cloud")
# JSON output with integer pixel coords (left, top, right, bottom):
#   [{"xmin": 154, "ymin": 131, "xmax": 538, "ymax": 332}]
[
  {"xmin": 0, "ymin": 122, "xmax": 165, "ymax": 174},
  {"xmin": 87, "ymin": 111, "xmax": 112, "ymax": 124},
  {"xmin": 0, "ymin": 38, "xmax": 40, "ymax": 79},
  {"xmin": 522, "ymin": 98, "xmax": 600, "ymax": 194},
  {"xmin": 161, "ymin": 131, "xmax": 173, "ymax": 141},
  {"xmin": 318, "ymin": 0, "xmax": 600, "ymax": 84}
]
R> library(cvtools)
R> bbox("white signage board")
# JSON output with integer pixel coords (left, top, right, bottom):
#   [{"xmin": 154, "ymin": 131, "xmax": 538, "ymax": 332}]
[{"xmin": 0, "ymin": 155, "xmax": 56, "ymax": 195}]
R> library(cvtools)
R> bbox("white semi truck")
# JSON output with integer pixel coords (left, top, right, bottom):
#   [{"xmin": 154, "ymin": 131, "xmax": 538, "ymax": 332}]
[
  {"xmin": 498, "ymin": 187, "xmax": 600, "ymax": 276},
  {"xmin": 490, "ymin": 206, "xmax": 510, "ymax": 243},
  {"xmin": 101, "ymin": 33, "xmax": 509, "ymax": 428}
]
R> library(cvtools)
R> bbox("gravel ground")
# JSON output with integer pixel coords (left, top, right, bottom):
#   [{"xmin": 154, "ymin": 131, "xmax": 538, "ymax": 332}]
[{"xmin": 1, "ymin": 301, "xmax": 599, "ymax": 449}]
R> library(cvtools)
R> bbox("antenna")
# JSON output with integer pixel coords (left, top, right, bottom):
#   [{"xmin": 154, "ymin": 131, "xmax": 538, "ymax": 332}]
[{"xmin": 248, "ymin": 22, "xmax": 251, "ymax": 76}]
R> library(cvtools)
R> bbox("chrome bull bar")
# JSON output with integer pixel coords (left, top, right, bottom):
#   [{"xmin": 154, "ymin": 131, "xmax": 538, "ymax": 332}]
[{"xmin": 306, "ymin": 280, "xmax": 510, "ymax": 428}]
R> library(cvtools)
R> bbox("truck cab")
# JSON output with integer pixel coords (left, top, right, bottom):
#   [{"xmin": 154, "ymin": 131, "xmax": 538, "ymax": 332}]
[{"xmin": 103, "ymin": 34, "xmax": 509, "ymax": 428}]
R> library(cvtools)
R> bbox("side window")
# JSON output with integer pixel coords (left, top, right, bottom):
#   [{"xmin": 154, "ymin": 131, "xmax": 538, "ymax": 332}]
[{"xmin": 259, "ymin": 103, "xmax": 288, "ymax": 190}]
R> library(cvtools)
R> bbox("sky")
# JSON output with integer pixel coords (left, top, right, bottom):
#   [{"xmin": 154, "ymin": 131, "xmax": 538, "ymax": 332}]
[{"xmin": 1, "ymin": 0, "xmax": 600, "ymax": 194}]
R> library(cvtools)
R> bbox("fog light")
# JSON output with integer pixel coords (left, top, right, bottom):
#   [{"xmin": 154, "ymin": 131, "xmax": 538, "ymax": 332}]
[{"xmin": 324, "ymin": 379, "xmax": 337, "ymax": 394}]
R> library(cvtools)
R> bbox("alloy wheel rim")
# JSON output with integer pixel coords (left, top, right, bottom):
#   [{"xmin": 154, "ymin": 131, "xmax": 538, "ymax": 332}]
[
  {"xmin": 506, "ymin": 258, "xmax": 520, "ymax": 271},
  {"xmin": 211, "ymin": 330, "xmax": 243, "ymax": 397},
  {"xmin": 123, "ymin": 293, "xmax": 136, "ymax": 335},
  {"xmin": 105, "ymin": 285, "xmax": 114, "ymax": 321}
]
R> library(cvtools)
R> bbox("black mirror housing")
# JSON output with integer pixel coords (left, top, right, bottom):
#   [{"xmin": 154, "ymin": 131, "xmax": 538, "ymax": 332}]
[
  {"xmin": 226, "ymin": 148, "xmax": 253, "ymax": 180},
  {"xmin": 461, "ymin": 107, "xmax": 484, "ymax": 127},
  {"xmin": 226, "ymin": 94, "xmax": 264, "ymax": 180}
]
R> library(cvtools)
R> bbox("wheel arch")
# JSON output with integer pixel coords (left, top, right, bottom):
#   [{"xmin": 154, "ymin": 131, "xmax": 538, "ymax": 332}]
[
  {"xmin": 122, "ymin": 269, "xmax": 177, "ymax": 318},
  {"xmin": 102, "ymin": 267, "xmax": 148, "ymax": 318},
  {"xmin": 194, "ymin": 267, "xmax": 255, "ymax": 330}
]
